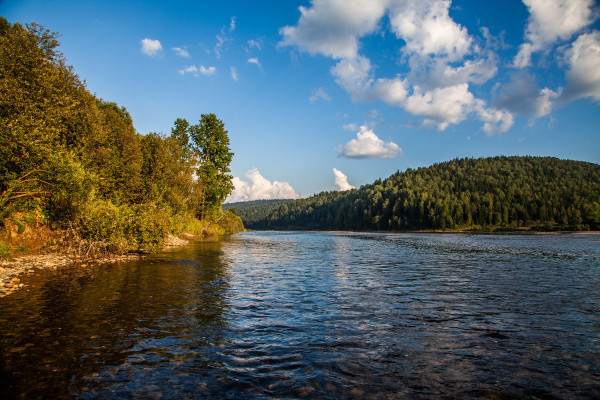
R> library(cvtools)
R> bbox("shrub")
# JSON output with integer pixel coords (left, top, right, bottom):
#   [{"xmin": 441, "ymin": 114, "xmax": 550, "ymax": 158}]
[{"xmin": 0, "ymin": 241, "xmax": 11, "ymax": 260}]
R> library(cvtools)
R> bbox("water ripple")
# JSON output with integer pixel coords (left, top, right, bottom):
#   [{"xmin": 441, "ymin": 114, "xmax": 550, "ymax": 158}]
[{"xmin": 0, "ymin": 232, "xmax": 599, "ymax": 399}]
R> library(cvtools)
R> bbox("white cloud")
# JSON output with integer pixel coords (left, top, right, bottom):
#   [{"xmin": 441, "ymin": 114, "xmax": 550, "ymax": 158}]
[
  {"xmin": 333, "ymin": 168, "xmax": 355, "ymax": 191},
  {"xmin": 280, "ymin": 0, "xmax": 568, "ymax": 134},
  {"xmin": 178, "ymin": 65, "xmax": 217, "ymax": 77},
  {"xmin": 200, "ymin": 66, "xmax": 217, "ymax": 75},
  {"xmin": 230, "ymin": 66, "xmax": 239, "ymax": 81},
  {"xmin": 493, "ymin": 74, "xmax": 561, "ymax": 117},
  {"xmin": 562, "ymin": 31, "xmax": 600, "ymax": 102},
  {"xmin": 331, "ymin": 55, "xmax": 373, "ymax": 101},
  {"xmin": 310, "ymin": 87, "xmax": 332, "ymax": 102},
  {"xmin": 279, "ymin": 0, "xmax": 387, "ymax": 59},
  {"xmin": 403, "ymin": 84, "xmax": 475, "ymax": 130},
  {"xmin": 230, "ymin": 16, "xmax": 236, "ymax": 32},
  {"xmin": 473, "ymin": 101, "xmax": 515, "ymax": 136},
  {"xmin": 427, "ymin": 54, "xmax": 498, "ymax": 87},
  {"xmin": 340, "ymin": 125, "xmax": 401, "ymax": 159},
  {"xmin": 388, "ymin": 0, "xmax": 472, "ymax": 61},
  {"xmin": 514, "ymin": 0, "xmax": 596, "ymax": 68},
  {"xmin": 248, "ymin": 57, "xmax": 262, "ymax": 69},
  {"xmin": 172, "ymin": 47, "xmax": 190, "ymax": 58},
  {"xmin": 372, "ymin": 76, "xmax": 409, "ymax": 107},
  {"xmin": 343, "ymin": 123, "xmax": 358, "ymax": 131},
  {"xmin": 227, "ymin": 169, "xmax": 299, "ymax": 202},
  {"xmin": 141, "ymin": 38, "xmax": 162, "ymax": 56},
  {"xmin": 179, "ymin": 65, "xmax": 198, "ymax": 75},
  {"xmin": 363, "ymin": 110, "xmax": 379, "ymax": 118},
  {"xmin": 331, "ymin": 58, "xmax": 480, "ymax": 131},
  {"xmin": 247, "ymin": 39, "xmax": 262, "ymax": 50}
]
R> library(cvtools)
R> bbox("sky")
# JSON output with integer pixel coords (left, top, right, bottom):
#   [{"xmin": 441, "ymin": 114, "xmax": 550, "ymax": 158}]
[{"xmin": 2, "ymin": 0, "xmax": 599, "ymax": 202}]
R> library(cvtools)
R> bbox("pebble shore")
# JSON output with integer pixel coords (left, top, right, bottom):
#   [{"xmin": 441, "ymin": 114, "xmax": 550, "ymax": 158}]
[{"xmin": 0, "ymin": 235, "xmax": 190, "ymax": 298}]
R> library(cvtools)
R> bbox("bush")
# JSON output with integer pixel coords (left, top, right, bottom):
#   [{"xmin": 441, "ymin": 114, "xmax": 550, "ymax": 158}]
[
  {"xmin": 127, "ymin": 203, "xmax": 171, "ymax": 251},
  {"xmin": 77, "ymin": 199, "xmax": 176, "ymax": 252},
  {"xmin": 0, "ymin": 241, "xmax": 11, "ymax": 260}
]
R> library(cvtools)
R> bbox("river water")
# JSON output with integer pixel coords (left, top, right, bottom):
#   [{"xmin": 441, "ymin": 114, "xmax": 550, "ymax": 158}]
[{"xmin": 0, "ymin": 232, "xmax": 599, "ymax": 399}]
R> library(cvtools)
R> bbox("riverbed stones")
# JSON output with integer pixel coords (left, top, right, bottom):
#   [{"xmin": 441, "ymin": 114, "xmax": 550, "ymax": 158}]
[{"xmin": 0, "ymin": 253, "xmax": 142, "ymax": 297}]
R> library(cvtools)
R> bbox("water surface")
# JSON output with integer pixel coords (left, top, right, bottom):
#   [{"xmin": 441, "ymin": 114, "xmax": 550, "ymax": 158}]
[{"xmin": 1, "ymin": 232, "xmax": 599, "ymax": 399}]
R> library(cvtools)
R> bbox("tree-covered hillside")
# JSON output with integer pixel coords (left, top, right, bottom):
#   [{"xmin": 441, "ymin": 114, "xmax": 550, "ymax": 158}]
[
  {"xmin": 223, "ymin": 199, "xmax": 293, "ymax": 229},
  {"xmin": 0, "ymin": 18, "xmax": 242, "ymax": 256},
  {"xmin": 242, "ymin": 157, "xmax": 600, "ymax": 231}
]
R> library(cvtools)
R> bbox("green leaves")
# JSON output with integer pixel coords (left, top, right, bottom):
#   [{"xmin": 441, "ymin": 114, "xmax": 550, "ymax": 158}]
[
  {"xmin": 0, "ymin": 19, "xmax": 242, "ymax": 252},
  {"xmin": 187, "ymin": 114, "xmax": 235, "ymax": 219}
]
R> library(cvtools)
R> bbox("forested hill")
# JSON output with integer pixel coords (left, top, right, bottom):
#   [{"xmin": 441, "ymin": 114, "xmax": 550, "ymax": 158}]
[
  {"xmin": 239, "ymin": 157, "xmax": 600, "ymax": 231},
  {"xmin": 223, "ymin": 199, "xmax": 292, "ymax": 228}
]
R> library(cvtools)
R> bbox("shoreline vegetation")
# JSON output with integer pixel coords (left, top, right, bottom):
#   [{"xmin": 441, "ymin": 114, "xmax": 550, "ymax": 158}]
[{"xmin": 0, "ymin": 16, "xmax": 243, "ymax": 297}]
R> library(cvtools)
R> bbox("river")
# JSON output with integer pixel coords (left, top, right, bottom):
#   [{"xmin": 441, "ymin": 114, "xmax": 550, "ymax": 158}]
[{"xmin": 0, "ymin": 232, "xmax": 599, "ymax": 399}]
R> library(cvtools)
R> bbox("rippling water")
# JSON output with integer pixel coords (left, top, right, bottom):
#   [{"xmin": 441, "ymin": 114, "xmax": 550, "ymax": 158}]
[{"xmin": 1, "ymin": 232, "xmax": 599, "ymax": 399}]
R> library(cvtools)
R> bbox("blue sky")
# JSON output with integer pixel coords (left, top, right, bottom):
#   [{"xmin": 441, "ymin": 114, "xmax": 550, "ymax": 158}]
[{"xmin": 2, "ymin": 0, "xmax": 599, "ymax": 202}]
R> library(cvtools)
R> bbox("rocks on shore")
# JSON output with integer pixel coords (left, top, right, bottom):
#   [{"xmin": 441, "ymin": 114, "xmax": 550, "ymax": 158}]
[
  {"xmin": 0, "ymin": 234, "xmax": 201, "ymax": 298},
  {"xmin": 0, "ymin": 253, "xmax": 143, "ymax": 298}
]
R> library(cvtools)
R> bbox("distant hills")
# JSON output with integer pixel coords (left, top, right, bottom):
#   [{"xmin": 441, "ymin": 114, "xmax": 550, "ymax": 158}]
[{"xmin": 227, "ymin": 156, "xmax": 600, "ymax": 232}]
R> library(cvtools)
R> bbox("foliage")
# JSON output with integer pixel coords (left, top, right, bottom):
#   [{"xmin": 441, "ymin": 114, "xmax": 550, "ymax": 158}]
[
  {"xmin": 224, "ymin": 199, "xmax": 293, "ymax": 229},
  {"xmin": 189, "ymin": 114, "xmax": 235, "ymax": 220},
  {"xmin": 0, "ymin": 18, "xmax": 89, "ymax": 193},
  {"xmin": 0, "ymin": 240, "xmax": 10, "ymax": 260},
  {"xmin": 0, "ymin": 18, "xmax": 241, "ymax": 253},
  {"xmin": 242, "ymin": 157, "xmax": 600, "ymax": 232}
]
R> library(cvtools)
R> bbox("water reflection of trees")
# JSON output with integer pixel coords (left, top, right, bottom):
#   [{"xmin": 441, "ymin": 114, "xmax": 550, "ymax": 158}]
[{"xmin": 0, "ymin": 237, "xmax": 232, "ymax": 398}]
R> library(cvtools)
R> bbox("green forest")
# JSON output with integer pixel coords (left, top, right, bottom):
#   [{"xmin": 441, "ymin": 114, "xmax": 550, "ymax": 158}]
[
  {"xmin": 0, "ymin": 18, "xmax": 242, "ymax": 258},
  {"xmin": 235, "ymin": 156, "xmax": 600, "ymax": 232}
]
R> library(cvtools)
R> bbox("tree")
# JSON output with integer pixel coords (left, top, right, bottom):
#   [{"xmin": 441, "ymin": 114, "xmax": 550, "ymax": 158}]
[
  {"xmin": 0, "ymin": 19, "xmax": 88, "ymax": 193},
  {"xmin": 189, "ymin": 114, "xmax": 234, "ymax": 220},
  {"xmin": 170, "ymin": 118, "xmax": 192, "ymax": 164}
]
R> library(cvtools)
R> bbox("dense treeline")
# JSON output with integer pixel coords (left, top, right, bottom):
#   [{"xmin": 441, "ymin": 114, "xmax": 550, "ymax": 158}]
[
  {"xmin": 0, "ymin": 18, "xmax": 241, "ymax": 255},
  {"xmin": 243, "ymin": 156, "xmax": 600, "ymax": 231},
  {"xmin": 223, "ymin": 199, "xmax": 292, "ymax": 229}
]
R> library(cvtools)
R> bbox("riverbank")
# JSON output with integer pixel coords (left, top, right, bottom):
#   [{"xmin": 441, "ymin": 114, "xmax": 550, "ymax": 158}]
[{"xmin": 0, "ymin": 234, "xmax": 196, "ymax": 298}]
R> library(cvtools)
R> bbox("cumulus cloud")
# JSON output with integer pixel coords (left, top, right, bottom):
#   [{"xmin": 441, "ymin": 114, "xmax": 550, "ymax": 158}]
[
  {"xmin": 493, "ymin": 74, "xmax": 561, "ymax": 117},
  {"xmin": 282, "ymin": 0, "xmax": 588, "ymax": 134},
  {"xmin": 562, "ymin": 31, "xmax": 600, "ymax": 102},
  {"xmin": 514, "ymin": 0, "xmax": 596, "ymax": 68},
  {"xmin": 331, "ymin": 55, "xmax": 374, "ymax": 101},
  {"xmin": 426, "ymin": 54, "xmax": 498, "ymax": 88},
  {"xmin": 404, "ymin": 84, "xmax": 475, "ymax": 129},
  {"xmin": 200, "ymin": 66, "xmax": 217, "ymax": 75},
  {"xmin": 333, "ymin": 168, "xmax": 355, "ymax": 191},
  {"xmin": 172, "ymin": 47, "xmax": 190, "ymax": 58},
  {"xmin": 179, "ymin": 65, "xmax": 217, "ymax": 77},
  {"xmin": 388, "ymin": 0, "xmax": 472, "ymax": 61},
  {"xmin": 279, "ymin": 0, "xmax": 387, "ymax": 59},
  {"xmin": 179, "ymin": 66, "xmax": 198, "ymax": 75},
  {"xmin": 141, "ymin": 38, "xmax": 162, "ymax": 56},
  {"xmin": 227, "ymin": 169, "xmax": 299, "ymax": 203},
  {"xmin": 310, "ymin": 87, "xmax": 332, "ymax": 102},
  {"xmin": 473, "ymin": 101, "xmax": 515, "ymax": 136},
  {"xmin": 339, "ymin": 125, "xmax": 401, "ymax": 159}
]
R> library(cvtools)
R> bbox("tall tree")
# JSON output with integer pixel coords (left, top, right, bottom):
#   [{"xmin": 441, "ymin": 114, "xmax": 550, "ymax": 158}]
[{"xmin": 189, "ymin": 114, "xmax": 234, "ymax": 220}]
